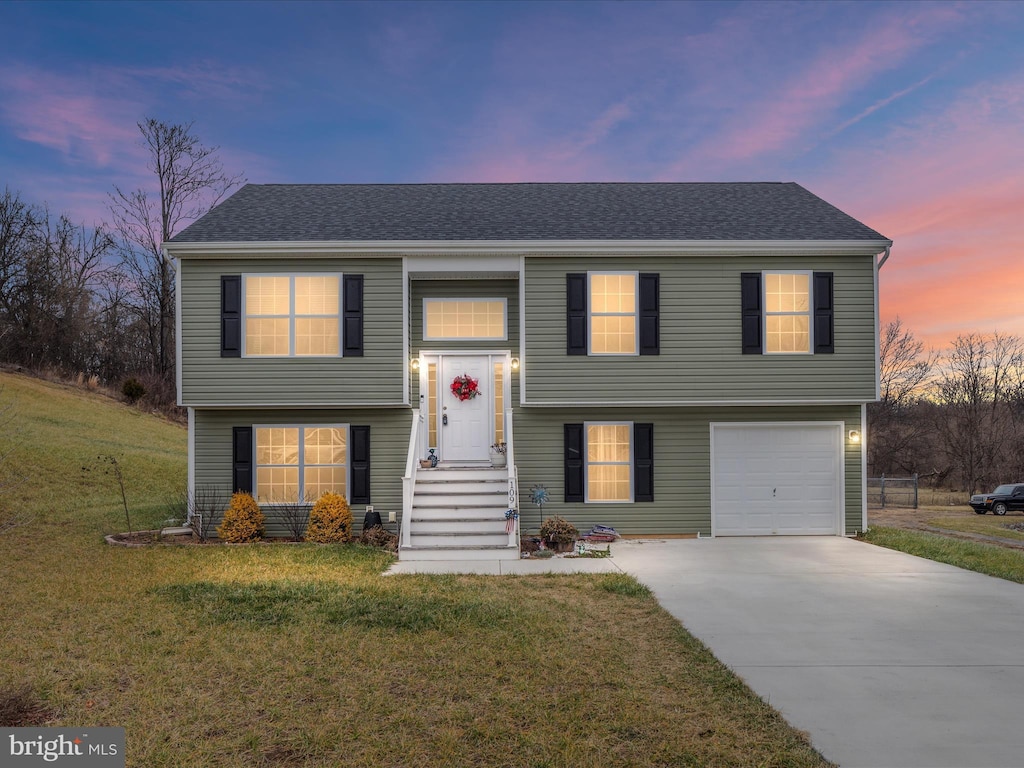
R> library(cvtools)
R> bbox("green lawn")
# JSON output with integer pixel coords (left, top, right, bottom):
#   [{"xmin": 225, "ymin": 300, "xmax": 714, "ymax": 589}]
[
  {"xmin": 927, "ymin": 515, "xmax": 1024, "ymax": 542},
  {"xmin": 0, "ymin": 371, "xmax": 830, "ymax": 767},
  {"xmin": 862, "ymin": 526, "xmax": 1024, "ymax": 584}
]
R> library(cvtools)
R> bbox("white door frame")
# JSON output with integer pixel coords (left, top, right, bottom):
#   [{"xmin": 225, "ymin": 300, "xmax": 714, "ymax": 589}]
[
  {"xmin": 709, "ymin": 421, "xmax": 845, "ymax": 537},
  {"xmin": 417, "ymin": 350, "xmax": 511, "ymax": 462}
]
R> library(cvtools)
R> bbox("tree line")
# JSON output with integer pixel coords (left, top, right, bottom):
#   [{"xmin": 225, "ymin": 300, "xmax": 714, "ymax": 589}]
[
  {"xmin": 0, "ymin": 120, "xmax": 242, "ymax": 408},
  {"xmin": 870, "ymin": 319, "xmax": 1024, "ymax": 493}
]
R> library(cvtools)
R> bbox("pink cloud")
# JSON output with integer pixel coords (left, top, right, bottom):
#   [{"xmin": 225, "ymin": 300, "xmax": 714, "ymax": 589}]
[
  {"xmin": 816, "ymin": 77, "xmax": 1024, "ymax": 350},
  {"xmin": 430, "ymin": 99, "xmax": 633, "ymax": 182},
  {"xmin": 0, "ymin": 66, "xmax": 144, "ymax": 168},
  {"xmin": 660, "ymin": 4, "xmax": 964, "ymax": 177},
  {"xmin": 0, "ymin": 63, "xmax": 264, "ymax": 171}
]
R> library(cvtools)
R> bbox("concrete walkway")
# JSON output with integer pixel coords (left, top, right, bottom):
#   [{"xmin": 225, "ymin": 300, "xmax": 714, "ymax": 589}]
[{"xmin": 390, "ymin": 537, "xmax": 1024, "ymax": 767}]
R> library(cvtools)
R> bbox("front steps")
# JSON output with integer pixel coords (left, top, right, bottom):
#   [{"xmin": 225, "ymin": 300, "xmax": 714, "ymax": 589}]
[{"xmin": 400, "ymin": 466, "xmax": 519, "ymax": 561}]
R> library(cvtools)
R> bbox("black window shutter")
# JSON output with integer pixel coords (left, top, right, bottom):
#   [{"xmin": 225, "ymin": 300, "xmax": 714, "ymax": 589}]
[
  {"xmin": 232, "ymin": 426, "xmax": 252, "ymax": 494},
  {"xmin": 813, "ymin": 272, "xmax": 834, "ymax": 354},
  {"xmin": 634, "ymin": 423, "xmax": 654, "ymax": 502},
  {"xmin": 566, "ymin": 274, "xmax": 587, "ymax": 355},
  {"xmin": 343, "ymin": 275, "xmax": 364, "ymax": 357},
  {"xmin": 564, "ymin": 423, "xmax": 584, "ymax": 502},
  {"xmin": 740, "ymin": 272, "xmax": 762, "ymax": 354},
  {"xmin": 350, "ymin": 425, "xmax": 371, "ymax": 504},
  {"xmin": 221, "ymin": 275, "xmax": 241, "ymax": 357},
  {"xmin": 639, "ymin": 273, "xmax": 660, "ymax": 355}
]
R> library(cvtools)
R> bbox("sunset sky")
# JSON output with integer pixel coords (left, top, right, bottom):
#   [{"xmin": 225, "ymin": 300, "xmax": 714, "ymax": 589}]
[{"xmin": 1, "ymin": 0, "xmax": 1021, "ymax": 350}]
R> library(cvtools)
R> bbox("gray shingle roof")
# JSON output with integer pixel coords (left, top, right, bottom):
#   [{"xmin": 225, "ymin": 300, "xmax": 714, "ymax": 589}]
[{"xmin": 170, "ymin": 182, "xmax": 887, "ymax": 243}]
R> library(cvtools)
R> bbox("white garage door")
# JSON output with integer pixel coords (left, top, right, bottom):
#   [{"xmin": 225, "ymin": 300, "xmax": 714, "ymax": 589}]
[{"xmin": 711, "ymin": 423, "xmax": 842, "ymax": 536}]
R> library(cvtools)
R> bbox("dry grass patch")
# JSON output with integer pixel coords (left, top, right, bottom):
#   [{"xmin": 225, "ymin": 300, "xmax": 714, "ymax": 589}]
[
  {"xmin": 1, "ymin": 539, "xmax": 832, "ymax": 767},
  {"xmin": 927, "ymin": 515, "xmax": 1024, "ymax": 542}
]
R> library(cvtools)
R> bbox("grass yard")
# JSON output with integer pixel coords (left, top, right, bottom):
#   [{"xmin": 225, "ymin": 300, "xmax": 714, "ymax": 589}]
[
  {"xmin": 926, "ymin": 515, "xmax": 1024, "ymax": 542},
  {"xmin": 0, "ymin": 371, "xmax": 830, "ymax": 767},
  {"xmin": 861, "ymin": 526, "xmax": 1024, "ymax": 584}
]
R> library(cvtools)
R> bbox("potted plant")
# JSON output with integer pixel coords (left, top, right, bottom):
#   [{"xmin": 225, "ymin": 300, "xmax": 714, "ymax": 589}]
[
  {"xmin": 539, "ymin": 515, "xmax": 578, "ymax": 553},
  {"xmin": 489, "ymin": 441, "xmax": 507, "ymax": 468}
]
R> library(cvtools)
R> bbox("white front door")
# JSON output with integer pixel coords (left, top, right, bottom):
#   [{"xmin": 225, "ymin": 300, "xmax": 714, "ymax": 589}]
[{"xmin": 439, "ymin": 355, "xmax": 492, "ymax": 462}]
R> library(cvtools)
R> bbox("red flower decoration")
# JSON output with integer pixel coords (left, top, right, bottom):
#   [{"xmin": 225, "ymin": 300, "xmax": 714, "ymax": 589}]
[{"xmin": 450, "ymin": 374, "xmax": 481, "ymax": 401}]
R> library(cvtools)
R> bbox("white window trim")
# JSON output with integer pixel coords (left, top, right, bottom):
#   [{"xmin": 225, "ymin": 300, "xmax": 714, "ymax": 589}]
[
  {"xmin": 242, "ymin": 273, "xmax": 344, "ymax": 358},
  {"xmin": 762, "ymin": 269, "xmax": 814, "ymax": 356},
  {"xmin": 253, "ymin": 423, "xmax": 350, "ymax": 505},
  {"xmin": 422, "ymin": 297, "xmax": 509, "ymax": 341},
  {"xmin": 584, "ymin": 420, "xmax": 634, "ymax": 503},
  {"xmin": 588, "ymin": 271, "xmax": 639, "ymax": 356}
]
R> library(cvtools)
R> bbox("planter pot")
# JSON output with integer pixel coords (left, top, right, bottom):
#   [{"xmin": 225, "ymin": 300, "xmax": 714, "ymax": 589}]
[{"xmin": 489, "ymin": 452, "xmax": 507, "ymax": 468}]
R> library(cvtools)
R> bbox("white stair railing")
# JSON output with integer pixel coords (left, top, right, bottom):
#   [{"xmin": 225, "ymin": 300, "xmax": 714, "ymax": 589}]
[
  {"xmin": 505, "ymin": 409, "xmax": 520, "ymax": 549},
  {"xmin": 401, "ymin": 409, "xmax": 422, "ymax": 550}
]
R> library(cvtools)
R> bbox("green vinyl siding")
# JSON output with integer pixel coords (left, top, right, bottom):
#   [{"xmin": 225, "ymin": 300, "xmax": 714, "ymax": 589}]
[
  {"xmin": 193, "ymin": 407, "xmax": 410, "ymax": 538},
  {"xmin": 523, "ymin": 255, "xmax": 876, "ymax": 403},
  {"xmin": 511, "ymin": 404, "xmax": 863, "ymax": 537},
  {"xmin": 179, "ymin": 257, "xmax": 405, "ymax": 406},
  {"xmin": 410, "ymin": 279, "xmax": 521, "ymax": 407}
]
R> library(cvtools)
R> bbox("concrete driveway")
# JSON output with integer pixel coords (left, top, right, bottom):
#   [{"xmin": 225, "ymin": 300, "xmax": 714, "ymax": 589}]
[{"xmin": 611, "ymin": 537, "xmax": 1024, "ymax": 768}]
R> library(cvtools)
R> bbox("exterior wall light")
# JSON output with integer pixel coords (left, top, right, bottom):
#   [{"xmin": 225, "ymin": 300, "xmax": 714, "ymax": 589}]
[
  {"xmin": 510, "ymin": 357, "xmax": 520, "ymax": 371},
  {"xmin": 410, "ymin": 357, "xmax": 420, "ymax": 372},
  {"xmin": 848, "ymin": 430, "xmax": 861, "ymax": 444}
]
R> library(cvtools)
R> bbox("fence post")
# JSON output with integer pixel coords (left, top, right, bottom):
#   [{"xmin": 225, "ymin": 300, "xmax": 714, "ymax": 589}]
[
  {"xmin": 913, "ymin": 473, "xmax": 919, "ymax": 509},
  {"xmin": 880, "ymin": 474, "xmax": 886, "ymax": 509}
]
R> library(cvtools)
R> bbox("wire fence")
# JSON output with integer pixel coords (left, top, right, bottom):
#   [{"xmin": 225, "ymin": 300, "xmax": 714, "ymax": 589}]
[{"xmin": 867, "ymin": 474, "xmax": 919, "ymax": 508}]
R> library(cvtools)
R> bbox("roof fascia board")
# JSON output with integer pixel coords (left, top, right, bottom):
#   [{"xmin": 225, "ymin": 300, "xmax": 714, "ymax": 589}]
[{"xmin": 165, "ymin": 238, "xmax": 893, "ymax": 258}]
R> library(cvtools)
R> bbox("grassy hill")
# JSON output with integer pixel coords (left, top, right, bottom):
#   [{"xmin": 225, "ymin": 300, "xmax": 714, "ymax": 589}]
[{"xmin": 0, "ymin": 370, "xmax": 186, "ymax": 538}]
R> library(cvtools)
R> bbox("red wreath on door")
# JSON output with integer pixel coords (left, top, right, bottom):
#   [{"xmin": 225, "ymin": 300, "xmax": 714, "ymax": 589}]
[{"xmin": 450, "ymin": 374, "xmax": 480, "ymax": 401}]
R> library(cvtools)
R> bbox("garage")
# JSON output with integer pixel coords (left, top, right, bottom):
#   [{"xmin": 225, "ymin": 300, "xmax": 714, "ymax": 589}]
[{"xmin": 711, "ymin": 423, "xmax": 842, "ymax": 536}]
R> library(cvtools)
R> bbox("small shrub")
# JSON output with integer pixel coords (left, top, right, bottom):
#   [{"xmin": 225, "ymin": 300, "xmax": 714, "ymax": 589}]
[
  {"xmin": 217, "ymin": 492, "xmax": 265, "ymax": 543},
  {"xmin": 306, "ymin": 492, "xmax": 353, "ymax": 543},
  {"xmin": 268, "ymin": 502, "xmax": 309, "ymax": 541},
  {"xmin": 539, "ymin": 515, "xmax": 578, "ymax": 544},
  {"xmin": 188, "ymin": 485, "xmax": 226, "ymax": 541},
  {"xmin": 121, "ymin": 377, "xmax": 146, "ymax": 403},
  {"xmin": 359, "ymin": 524, "xmax": 398, "ymax": 551}
]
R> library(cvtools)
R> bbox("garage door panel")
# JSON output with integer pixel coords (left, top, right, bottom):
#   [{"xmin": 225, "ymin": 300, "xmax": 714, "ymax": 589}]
[{"xmin": 713, "ymin": 424, "xmax": 840, "ymax": 536}]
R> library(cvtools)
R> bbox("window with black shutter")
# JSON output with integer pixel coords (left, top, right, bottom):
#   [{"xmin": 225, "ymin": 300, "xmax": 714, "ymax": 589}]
[{"xmin": 221, "ymin": 276, "xmax": 242, "ymax": 357}]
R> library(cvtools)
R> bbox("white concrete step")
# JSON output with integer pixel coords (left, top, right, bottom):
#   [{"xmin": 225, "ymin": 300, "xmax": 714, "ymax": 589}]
[
  {"xmin": 411, "ymin": 518, "xmax": 508, "ymax": 534},
  {"xmin": 419, "ymin": 467, "xmax": 507, "ymax": 481},
  {"xmin": 412, "ymin": 493, "xmax": 508, "ymax": 508},
  {"xmin": 411, "ymin": 531, "xmax": 510, "ymax": 547},
  {"xmin": 411, "ymin": 506, "xmax": 508, "ymax": 521},
  {"xmin": 415, "ymin": 479, "xmax": 507, "ymax": 494},
  {"xmin": 399, "ymin": 544, "xmax": 520, "ymax": 562}
]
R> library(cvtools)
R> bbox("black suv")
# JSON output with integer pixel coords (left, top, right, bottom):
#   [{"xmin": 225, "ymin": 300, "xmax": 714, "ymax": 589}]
[{"xmin": 969, "ymin": 484, "xmax": 1024, "ymax": 515}]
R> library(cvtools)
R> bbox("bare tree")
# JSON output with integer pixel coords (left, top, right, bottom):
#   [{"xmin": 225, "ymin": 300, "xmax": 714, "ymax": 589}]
[
  {"xmin": 932, "ymin": 333, "xmax": 1024, "ymax": 492},
  {"xmin": 868, "ymin": 319, "xmax": 934, "ymax": 477},
  {"xmin": 0, "ymin": 191, "xmax": 116, "ymax": 374},
  {"xmin": 108, "ymin": 119, "xmax": 244, "ymax": 378},
  {"xmin": 878, "ymin": 318, "xmax": 932, "ymax": 410}
]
